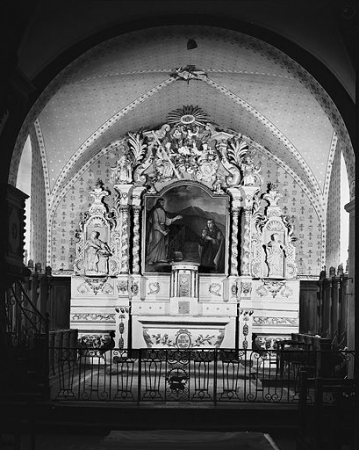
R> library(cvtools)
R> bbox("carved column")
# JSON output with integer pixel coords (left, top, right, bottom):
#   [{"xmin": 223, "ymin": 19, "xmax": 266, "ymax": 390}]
[
  {"xmin": 227, "ymin": 188, "xmax": 241, "ymax": 277},
  {"xmin": 241, "ymin": 209, "xmax": 252, "ymax": 276},
  {"xmin": 114, "ymin": 184, "xmax": 132, "ymax": 274},
  {"xmin": 131, "ymin": 186, "xmax": 146, "ymax": 275},
  {"xmin": 115, "ymin": 306, "xmax": 130, "ymax": 349},
  {"xmin": 132, "ymin": 208, "xmax": 141, "ymax": 274},
  {"xmin": 120, "ymin": 206, "xmax": 130, "ymax": 274},
  {"xmin": 237, "ymin": 186, "xmax": 259, "ymax": 350},
  {"xmin": 238, "ymin": 309, "xmax": 254, "ymax": 349},
  {"xmin": 239, "ymin": 186, "xmax": 260, "ymax": 276}
]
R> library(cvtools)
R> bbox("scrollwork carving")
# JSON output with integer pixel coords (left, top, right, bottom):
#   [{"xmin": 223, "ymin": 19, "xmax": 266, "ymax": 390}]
[
  {"xmin": 104, "ymin": 105, "xmax": 264, "ymax": 194},
  {"xmin": 209, "ymin": 283, "xmax": 221, "ymax": 296},
  {"xmin": 252, "ymin": 316, "xmax": 298, "ymax": 326},
  {"xmin": 71, "ymin": 313, "xmax": 115, "ymax": 322},
  {"xmin": 148, "ymin": 282, "xmax": 160, "ymax": 295}
]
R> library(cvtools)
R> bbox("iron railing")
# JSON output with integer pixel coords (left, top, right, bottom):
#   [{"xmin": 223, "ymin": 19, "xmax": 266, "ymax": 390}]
[{"xmin": 49, "ymin": 347, "xmax": 355, "ymax": 404}]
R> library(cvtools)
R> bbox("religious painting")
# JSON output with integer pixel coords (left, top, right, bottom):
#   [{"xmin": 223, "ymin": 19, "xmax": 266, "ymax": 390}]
[{"xmin": 143, "ymin": 183, "xmax": 228, "ymax": 274}]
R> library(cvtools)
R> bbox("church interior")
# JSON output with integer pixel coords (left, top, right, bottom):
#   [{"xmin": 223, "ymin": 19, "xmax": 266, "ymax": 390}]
[{"xmin": 0, "ymin": 1, "xmax": 357, "ymax": 449}]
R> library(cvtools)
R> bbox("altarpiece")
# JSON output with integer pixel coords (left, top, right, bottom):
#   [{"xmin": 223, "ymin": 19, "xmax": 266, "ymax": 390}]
[{"xmin": 70, "ymin": 106, "xmax": 299, "ymax": 350}]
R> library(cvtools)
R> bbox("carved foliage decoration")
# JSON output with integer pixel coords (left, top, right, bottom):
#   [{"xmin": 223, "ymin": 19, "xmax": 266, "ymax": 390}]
[
  {"xmin": 109, "ymin": 106, "xmax": 262, "ymax": 194},
  {"xmin": 255, "ymin": 280, "xmax": 288, "ymax": 298},
  {"xmin": 143, "ymin": 327, "xmax": 225, "ymax": 348},
  {"xmin": 77, "ymin": 277, "xmax": 114, "ymax": 295}
]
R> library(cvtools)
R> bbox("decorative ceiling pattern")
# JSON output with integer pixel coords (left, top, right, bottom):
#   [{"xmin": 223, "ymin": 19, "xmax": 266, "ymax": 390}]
[{"xmin": 10, "ymin": 25, "xmax": 355, "ymax": 215}]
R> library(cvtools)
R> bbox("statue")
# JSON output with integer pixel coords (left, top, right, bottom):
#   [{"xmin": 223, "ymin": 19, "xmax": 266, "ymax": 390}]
[
  {"xmin": 85, "ymin": 231, "xmax": 112, "ymax": 275},
  {"xmin": 110, "ymin": 154, "xmax": 133, "ymax": 184},
  {"xmin": 264, "ymin": 233, "xmax": 285, "ymax": 277}
]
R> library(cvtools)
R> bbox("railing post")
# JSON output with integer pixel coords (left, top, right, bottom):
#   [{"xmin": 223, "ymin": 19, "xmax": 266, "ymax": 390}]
[
  {"xmin": 213, "ymin": 348, "xmax": 217, "ymax": 405},
  {"xmin": 137, "ymin": 349, "xmax": 142, "ymax": 405},
  {"xmin": 43, "ymin": 312, "xmax": 50, "ymax": 398},
  {"xmin": 298, "ymin": 369, "xmax": 309, "ymax": 447}
]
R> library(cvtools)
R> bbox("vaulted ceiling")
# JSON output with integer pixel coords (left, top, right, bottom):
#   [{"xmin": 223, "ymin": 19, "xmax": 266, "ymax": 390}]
[{"xmin": 20, "ymin": 25, "xmax": 354, "ymax": 216}]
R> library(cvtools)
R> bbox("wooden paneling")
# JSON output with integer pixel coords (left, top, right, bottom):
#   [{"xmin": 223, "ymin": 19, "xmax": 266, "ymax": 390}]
[
  {"xmin": 299, "ymin": 280, "xmax": 319, "ymax": 335},
  {"xmin": 49, "ymin": 276, "xmax": 71, "ymax": 330}
]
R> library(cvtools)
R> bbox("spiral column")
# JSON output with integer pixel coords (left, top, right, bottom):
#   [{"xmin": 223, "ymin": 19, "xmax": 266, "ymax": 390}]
[
  {"xmin": 230, "ymin": 208, "xmax": 240, "ymax": 276},
  {"xmin": 132, "ymin": 207, "xmax": 141, "ymax": 274},
  {"xmin": 241, "ymin": 209, "xmax": 252, "ymax": 276},
  {"xmin": 120, "ymin": 206, "xmax": 130, "ymax": 274}
]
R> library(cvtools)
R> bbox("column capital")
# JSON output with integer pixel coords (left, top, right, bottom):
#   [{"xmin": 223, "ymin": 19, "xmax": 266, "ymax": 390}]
[
  {"xmin": 239, "ymin": 185, "xmax": 260, "ymax": 210},
  {"xmin": 132, "ymin": 186, "xmax": 147, "ymax": 208},
  {"xmin": 114, "ymin": 184, "xmax": 133, "ymax": 207},
  {"xmin": 227, "ymin": 187, "xmax": 242, "ymax": 210}
]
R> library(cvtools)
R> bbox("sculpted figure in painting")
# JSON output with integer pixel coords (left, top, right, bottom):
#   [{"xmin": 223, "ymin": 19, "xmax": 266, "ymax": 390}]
[
  {"xmin": 199, "ymin": 219, "xmax": 225, "ymax": 273},
  {"xmin": 146, "ymin": 198, "xmax": 182, "ymax": 265}
]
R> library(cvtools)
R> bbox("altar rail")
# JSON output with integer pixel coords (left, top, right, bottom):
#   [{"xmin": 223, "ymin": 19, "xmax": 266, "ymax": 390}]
[{"xmin": 49, "ymin": 348, "xmax": 355, "ymax": 404}]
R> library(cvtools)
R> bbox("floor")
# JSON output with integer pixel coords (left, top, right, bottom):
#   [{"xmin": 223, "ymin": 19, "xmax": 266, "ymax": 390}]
[{"xmin": 2, "ymin": 430, "xmax": 297, "ymax": 450}]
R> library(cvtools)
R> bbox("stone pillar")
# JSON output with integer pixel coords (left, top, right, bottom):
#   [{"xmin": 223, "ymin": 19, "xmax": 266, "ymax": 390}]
[
  {"xmin": 131, "ymin": 186, "xmax": 146, "ymax": 275},
  {"xmin": 344, "ymin": 199, "xmax": 355, "ymax": 376},
  {"xmin": 114, "ymin": 184, "xmax": 132, "ymax": 274}
]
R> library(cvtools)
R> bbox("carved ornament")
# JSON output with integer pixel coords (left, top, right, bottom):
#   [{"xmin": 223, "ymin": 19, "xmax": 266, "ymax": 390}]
[
  {"xmin": 263, "ymin": 280, "xmax": 286, "ymax": 298},
  {"xmin": 71, "ymin": 313, "xmax": 115, "ymax": 322},
  {"xmin": 252, "ymin": 316, "xmax": 299, "ymax": 326},
  {"xmin": 147, "ymin": 282, "xmax": 160, "ymax": 295},
  {"xmin": 143, "ymin": 327, "xmax": 225, "ymax": 348},
  {"xmin": 77, "ymin": 277, "xmax": 112, "ymax": 295},
  {"xmin": 209, "ymin": 283, "xmax": 222, "ymax": 296},
  {"xmin": 240, "ymin": 282, "xmax": 252, "ymax": 296},
  {"xmin": 108, "ymin": 105, "xmax": 262, "ymax": 193}
]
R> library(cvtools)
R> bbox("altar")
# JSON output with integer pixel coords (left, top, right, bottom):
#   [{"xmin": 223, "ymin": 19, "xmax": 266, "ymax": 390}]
[{"xmin": 70, "ymin": 106, "xmax": 299, "ymax": 350}]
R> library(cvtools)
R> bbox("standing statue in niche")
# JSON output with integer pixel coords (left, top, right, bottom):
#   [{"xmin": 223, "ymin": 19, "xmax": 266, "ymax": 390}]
[
  {"xmin": 264, "ymin": 233, "xmax": 285, "ymax": 277},
  {"xmin": 146, "ymin": 198, "xmax": 182, "ymax": 265},
  {"xmin": 110, "ymin": 154, "xmax": 133, "ymax": 184},
  {"xmin": 199, "ymin": 219, "xmax": 225, "ymax": 273},
  {"xmin": 85, "ymin": 231, "xmax": 112, "ymax": 275}
]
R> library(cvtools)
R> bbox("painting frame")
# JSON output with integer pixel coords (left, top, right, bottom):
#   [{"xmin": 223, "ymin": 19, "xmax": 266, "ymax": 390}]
[{"xmin": 142, "ymin": 181, "xmax": 229, "ymax": 275}]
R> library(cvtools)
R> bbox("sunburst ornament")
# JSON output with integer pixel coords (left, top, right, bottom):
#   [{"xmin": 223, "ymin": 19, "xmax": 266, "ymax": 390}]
[{"xmin": 166, "ymin": 106, "xmax": 210, "ymax": 127}]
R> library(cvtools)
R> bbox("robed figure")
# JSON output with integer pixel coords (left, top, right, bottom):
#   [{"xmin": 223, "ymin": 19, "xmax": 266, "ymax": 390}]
[
  {"xmin": 198, "ymin": 219, "xmax": 225, "ymax": 273},
  {"xmin": 146, "ymin": 198, "xmax": 182, "ymax": 265},
  {"xmin": 264, "ymin": 233, "xmax": 285, "ymax": 277},
  {"xmin": 85, "ymin": 230, "xmax": 112, "ymax": 274}
]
